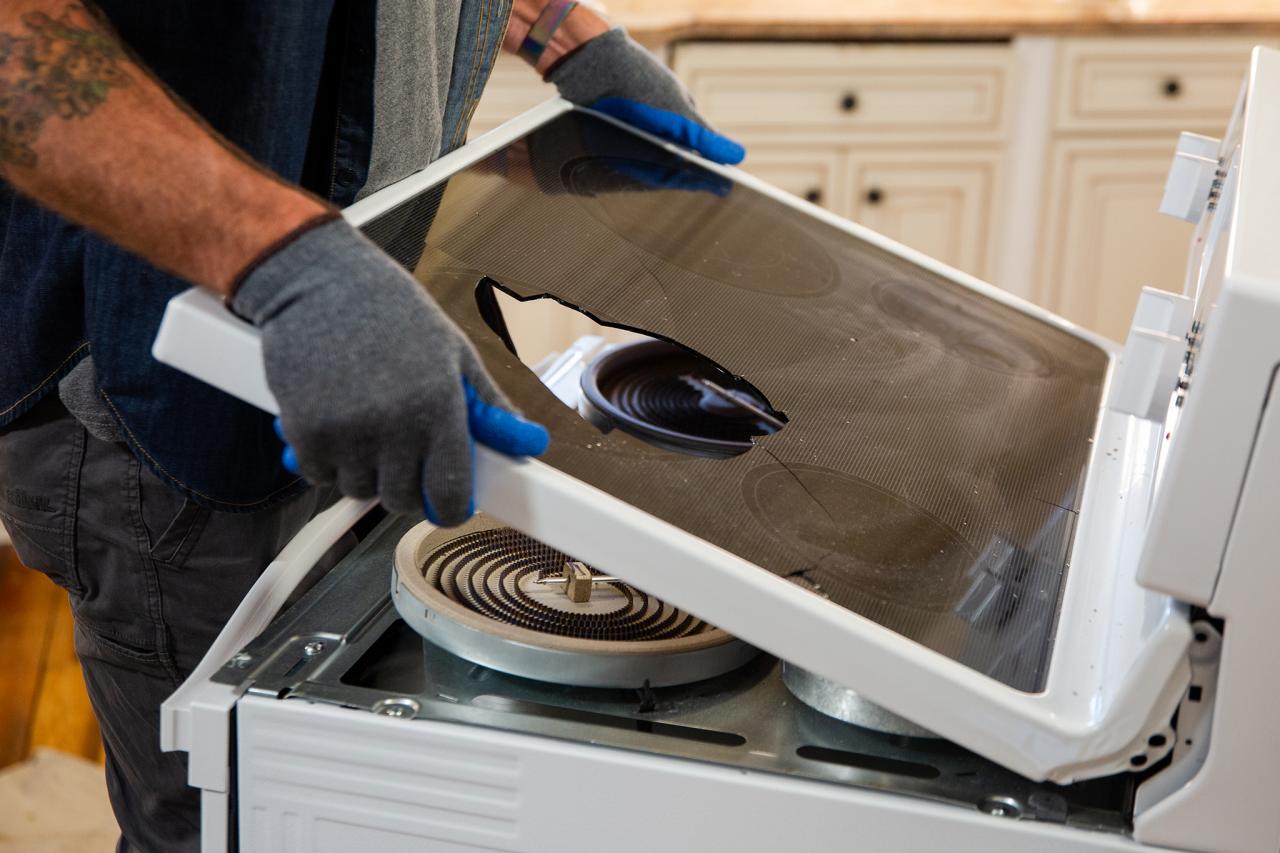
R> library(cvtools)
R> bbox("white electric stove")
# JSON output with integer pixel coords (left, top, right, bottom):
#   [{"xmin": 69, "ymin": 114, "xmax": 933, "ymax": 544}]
[{"xmin": 149, "ymin": 46, "xmax": 1280, "ymax": 853}]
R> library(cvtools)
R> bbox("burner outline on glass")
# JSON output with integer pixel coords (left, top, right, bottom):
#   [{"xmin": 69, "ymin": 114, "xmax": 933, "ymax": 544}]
[{"xmin": 561, "ymin": 154, "xmax": 841, "ymax": 298}]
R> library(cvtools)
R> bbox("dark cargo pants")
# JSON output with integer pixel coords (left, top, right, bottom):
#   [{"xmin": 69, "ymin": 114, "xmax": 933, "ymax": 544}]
[{"xmin": 0, "ymin": 395, "xmax": 331, "ymax": 852}]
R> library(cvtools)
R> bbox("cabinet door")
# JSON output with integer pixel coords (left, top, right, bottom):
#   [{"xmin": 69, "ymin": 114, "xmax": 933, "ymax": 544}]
[
  {"xmin": 739, "ymin": 146, "xmax": 845, "ymax": 214},
  {"xmin": 1038, "ymin": 138, "xmax": 1195, "ymax": 342},
  {"xmin": 843, "ymin": 150, "xmax": 999, "ymax": 279}
]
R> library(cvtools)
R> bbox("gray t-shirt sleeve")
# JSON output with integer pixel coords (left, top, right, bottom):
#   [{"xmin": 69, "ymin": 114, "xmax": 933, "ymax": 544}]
[{"xmin": 358, "ymin": 0, "xmax": 462, "ymax": 200}]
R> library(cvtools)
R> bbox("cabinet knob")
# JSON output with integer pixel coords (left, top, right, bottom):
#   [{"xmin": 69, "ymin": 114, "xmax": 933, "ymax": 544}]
[
  {"xmin": 865, "ymin": 187, "xmax": 884, "ymax": 205},
  {"xmin": 1162, "ymin": 77, "xmax": 1183, "ymax": 98},
  {"xmin": 803, "ymin": 188, "xmax": 823, "ymax": 205},
  {"xmin": 839, "ymin": 92, "xmax": 859, "ymax": 113}
]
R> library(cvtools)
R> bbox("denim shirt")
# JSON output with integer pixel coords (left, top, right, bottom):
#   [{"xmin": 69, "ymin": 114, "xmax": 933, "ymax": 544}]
[{"xmin": 0, "ymin": 0, "xmax": 511, "ymax": 510}]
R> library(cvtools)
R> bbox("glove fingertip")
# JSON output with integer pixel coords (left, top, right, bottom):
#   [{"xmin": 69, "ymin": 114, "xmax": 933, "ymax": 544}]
[
  {"xmin": 421, "ymin": 486, "xmax": 443, "ymax": 526},
  {"xmin": 421, "ymin": 482, "xmax": 475, "ymax": 527},
  {"xmin": 470, "ymin": 398, "xmax": 551, "ymax": 457},
  {"xmin": 520, "ymin": 420, "xmax": 551, "ymax": 456},
  {"xmin": 712, "ymin": 136, "xmax": 746, "ymax": 166},
  {"xmin": 282, "ymin": 445, "xmax": 300, "ymax": 475},
  {"xmin": 500, "ymin": 418, "xmax": 550, "ymax": 457},
  {"xmin": 689, "ymin": 122, "xmax": 745, "ymax": 166}
]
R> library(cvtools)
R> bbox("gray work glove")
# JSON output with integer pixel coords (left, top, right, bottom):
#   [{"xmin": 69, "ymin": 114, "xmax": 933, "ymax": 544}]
[
  {"xmin": 547, "ymin": 28, "xmax": 745, "ymax": 165},
  {"xmin": 232, "ymin": 217, "xmax": 549, "ymax": 525}
]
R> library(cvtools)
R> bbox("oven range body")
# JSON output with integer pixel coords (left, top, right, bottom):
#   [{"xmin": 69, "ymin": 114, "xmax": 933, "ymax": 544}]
[
  {"xmin": 225, "ymin": 511, "xmax": 1138, "ymax": 853},
  {"xmin": 152, "ymin": 47, "xmax": 1280, "ymax": 853}
]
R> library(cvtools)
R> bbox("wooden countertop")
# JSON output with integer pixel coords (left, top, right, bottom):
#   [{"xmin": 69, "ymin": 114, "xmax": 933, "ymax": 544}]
[{"xmin": 608, "ymin": 0, "xmax": 1280, "ymax": 43}]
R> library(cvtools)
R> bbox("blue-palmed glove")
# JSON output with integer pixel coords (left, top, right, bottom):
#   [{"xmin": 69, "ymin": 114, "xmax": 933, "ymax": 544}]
[
  {"xmin": 233, "ymin": 217, "xmax": 549, "ymax": 526},
  {"xmin": 548, "ymin": 28, "xmax": 745, "ymax": 167}
]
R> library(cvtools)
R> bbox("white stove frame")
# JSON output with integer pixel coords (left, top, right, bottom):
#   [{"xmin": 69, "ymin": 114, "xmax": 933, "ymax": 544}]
[{"xmin": 154, "ymin": 47, "xmax": 1280, "ymax": 853}]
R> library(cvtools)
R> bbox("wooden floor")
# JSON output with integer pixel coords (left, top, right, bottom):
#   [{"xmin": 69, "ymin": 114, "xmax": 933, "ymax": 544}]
[{"xmin": 0, "ymin": 545, "xmax": 103, "ymax": 769}]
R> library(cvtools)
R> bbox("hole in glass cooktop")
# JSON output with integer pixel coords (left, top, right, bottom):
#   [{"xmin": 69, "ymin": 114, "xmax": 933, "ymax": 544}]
[{"xmin": 477, "ymin": 278, "xmax": 788, "ymax": 458}]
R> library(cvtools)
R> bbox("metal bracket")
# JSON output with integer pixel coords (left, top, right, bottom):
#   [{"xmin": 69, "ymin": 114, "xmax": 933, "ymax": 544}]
[
  {"xmin": 161, "ymin": 498, "xmax": 374, "ymax": 767},
  {"xmin": 1134, "ymin": 620, "xmax": 1222, "ymax": 818}
]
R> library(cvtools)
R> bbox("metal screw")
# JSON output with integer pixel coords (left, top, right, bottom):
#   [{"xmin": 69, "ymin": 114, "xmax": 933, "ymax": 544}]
[
  {"xmin": 303, "ymin": 641, "xmax": 325, "ymax": 657},
  {"xmin": 978, "ymin": 796, "xmax": 1023, "ymax": 819},
  {"xmin": 372, "ymin": 698, "xmax": 421, "ymax": 718},
  {"xmin": 229, "ymin": 653, "xmax": 253, "ymax": 669}
]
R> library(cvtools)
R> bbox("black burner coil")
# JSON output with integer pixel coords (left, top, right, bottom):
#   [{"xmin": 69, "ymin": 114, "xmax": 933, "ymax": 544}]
[
  {"xmin": 579, "ymin": 340, "xmax": 783, "ymax": 458},
  {"xmin": 425, "ymin": 527, "xmax": 714, "ymax": 642}
]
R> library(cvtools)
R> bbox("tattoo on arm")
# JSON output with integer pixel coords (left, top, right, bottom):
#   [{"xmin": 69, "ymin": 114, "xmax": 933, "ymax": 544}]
[{"xmin": 0, "ymin": 3, "xmax": 131, "ymax": 167}]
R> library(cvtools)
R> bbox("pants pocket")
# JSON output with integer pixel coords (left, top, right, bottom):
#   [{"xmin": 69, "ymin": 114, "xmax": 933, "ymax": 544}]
[
  {"xmin": 4, "ymin": 516, "xmax": 80, "ymax": 593},
  {"xmin": 0, "ymin": 396, "xmax": 86, "ymax": 594},
  {"xmin": 136, "ymin": 463, "xmax": 210, "ymax": 566}
]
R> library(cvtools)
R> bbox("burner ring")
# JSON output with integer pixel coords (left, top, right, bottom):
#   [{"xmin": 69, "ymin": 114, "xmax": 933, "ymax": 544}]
[
  {"xmin": 871, "ymin": 280, "xmax": 1059, "ymax": 377},
  {"xmin": 392, "ymin": 517, "xmax": 759, "ymax": 687},
  {"xmin": 580, "ymin": 339, "xmax": 783, "ymax": 458},
  {"xmin": 743, "ymin": 463, "xmax": 979, "ymax": 613}
]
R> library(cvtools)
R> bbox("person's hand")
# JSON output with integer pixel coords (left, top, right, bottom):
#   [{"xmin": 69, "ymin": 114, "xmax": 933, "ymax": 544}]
[
  {"xmin": 232, "ymin": 218, "xmax": 549, "ymax": 525},
  {"xmin": 548, "ymin": 28, "xmax": 745, "ymax": 166}
]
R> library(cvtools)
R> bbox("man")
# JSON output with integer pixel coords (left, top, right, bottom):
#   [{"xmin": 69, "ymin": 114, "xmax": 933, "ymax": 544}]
[{"xmin": 0, "ymin": 1, "xmax": 743, "ymax": 849}]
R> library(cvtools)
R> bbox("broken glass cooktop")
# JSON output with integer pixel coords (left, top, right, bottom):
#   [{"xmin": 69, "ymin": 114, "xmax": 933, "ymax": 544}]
[{"xmin": 360, "ymin": 110, "xmax": 1110, "ymax": 692}]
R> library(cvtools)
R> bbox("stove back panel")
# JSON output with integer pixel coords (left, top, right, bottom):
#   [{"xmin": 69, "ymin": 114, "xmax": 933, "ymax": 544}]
[{"xmin": 360, "ymin": 111, "xmax": 1110, "ymax": 692}]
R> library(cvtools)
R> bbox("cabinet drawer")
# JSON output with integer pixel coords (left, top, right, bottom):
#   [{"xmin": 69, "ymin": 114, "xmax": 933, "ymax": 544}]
[
  {"xmin": 674, "ymin": 43, "xmax": 1012, "ymax": 141},
  {"xmin": 1054, "ymin": 38, "xmax": 1267, "ymax": 132},
  {"xmin": 842, "ymin": 150, "xmax": 1000, "ymax": 279},
  {"xmin": 739, "ymin": 146, "xmax": 845, "ymax": 213}
]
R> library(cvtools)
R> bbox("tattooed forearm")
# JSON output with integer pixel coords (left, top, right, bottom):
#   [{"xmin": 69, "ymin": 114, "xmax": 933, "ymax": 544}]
[
  {"xmin": 0, "ymin": 3, "xmax": 131, "ymax": 167},
  {"xmin": 0, "ymin": 1, "xmax": 328, "ymax": 293}
]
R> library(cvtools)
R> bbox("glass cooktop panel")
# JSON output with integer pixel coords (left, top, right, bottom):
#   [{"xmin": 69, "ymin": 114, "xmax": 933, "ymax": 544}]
[{"xmin": 360, "ymin": 110, "xmax": 1110, "ymax": 692}]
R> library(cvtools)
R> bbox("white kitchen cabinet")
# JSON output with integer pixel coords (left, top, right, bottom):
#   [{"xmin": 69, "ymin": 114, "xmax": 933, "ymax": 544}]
[
  {"xmin": 673, "ymin": 42, "xmax": 1012, "ymax": 280},
  {"xmin": 1054, "ymin": 38, "xmax": 1265, "ymax": 133},
  {"xmin": 1037, "ymin": 138, "xmax": 1196, "ymax": 341},
  {"xmin": 844, "ymin": 149, "xmax": 1000, "ymax": 278},
  {"xmin": 705, "ymin": 143, "xmax": 999, "ymax": 279},
  {"xmin": 1032, "ymin": 37, "xmax": 1269, "ymax": 340},
  {"xmin": 737, "ymin": 146, "xmax": 846, "ymax": 213},
  {"xmin": 673, "ymin": 43, "xmax": 1012, "ymax": 143}
]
